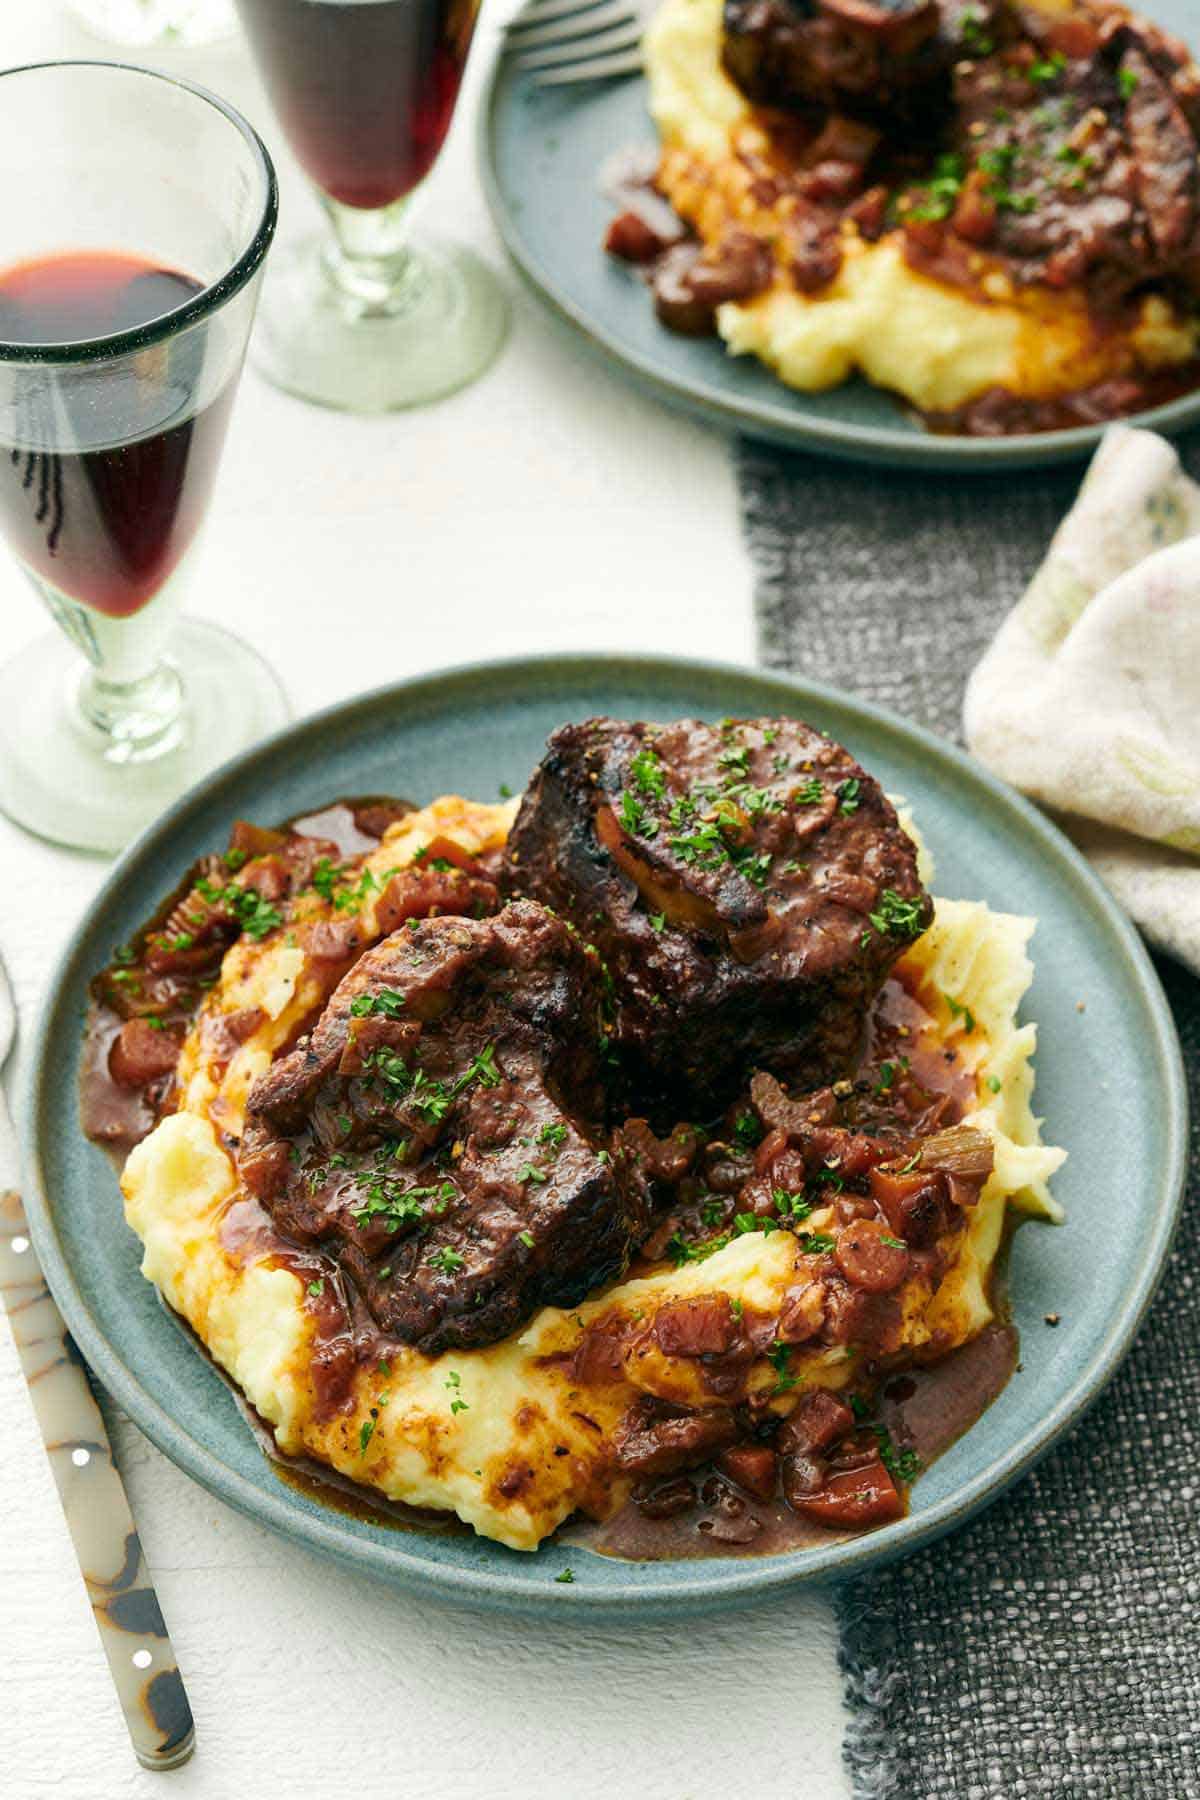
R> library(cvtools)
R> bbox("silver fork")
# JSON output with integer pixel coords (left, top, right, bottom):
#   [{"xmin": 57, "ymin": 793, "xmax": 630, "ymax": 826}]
[
  {"xmin": 0, "ymin": 947, "xmax": 195, "ymax": 1770},
  {"xmin": 504, "ymin": 0, "xmax": 645, "ymax": 86}
]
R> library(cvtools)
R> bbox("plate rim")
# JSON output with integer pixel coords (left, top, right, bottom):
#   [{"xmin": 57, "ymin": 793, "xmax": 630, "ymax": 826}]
[
  {"xmin": 21, "ymin": 650, "xmax": 1189, "ymax": 1613},
  {"xmin": 477, "ymin": 47, "xmax": 1200, "ymax": 471}
]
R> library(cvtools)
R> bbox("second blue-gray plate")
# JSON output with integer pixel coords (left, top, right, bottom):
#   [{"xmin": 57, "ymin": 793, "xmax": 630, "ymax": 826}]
[
  {"xmin": 480, "ymin": 1, "xmax": 1200, "ymax": 470},
  {"xmin": 22, "ymin": 656, "xmax": 1187, "ymax": 1613}
]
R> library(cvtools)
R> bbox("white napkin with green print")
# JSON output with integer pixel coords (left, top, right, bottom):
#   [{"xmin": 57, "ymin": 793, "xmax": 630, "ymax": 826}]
[{"xmin": 964, "ymin": 424, "xmax": 1200, "ymax": 974}]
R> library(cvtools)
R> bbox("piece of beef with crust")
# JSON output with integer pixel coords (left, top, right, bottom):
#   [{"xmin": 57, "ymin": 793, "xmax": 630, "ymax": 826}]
[
  {"xmin": 502, "ymin": 717, "xmax": 931, "ymax": 1115},
  {"xmin": 721, "ymin": 0, "xmax": 952, "ymax": 130},
  {"xmin": 239, "ymin": 900, "xmax": 648, "ymax": 1355}
]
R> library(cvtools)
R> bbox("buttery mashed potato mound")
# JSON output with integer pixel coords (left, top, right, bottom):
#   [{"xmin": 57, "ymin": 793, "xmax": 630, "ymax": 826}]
[
  {"xmin": 122, "ymin": 794, "xmax": 1064, "ymax": 1551},
  {"xmin": 644, "ymin": 0, "xmax": 1199, "ymax": 413}
]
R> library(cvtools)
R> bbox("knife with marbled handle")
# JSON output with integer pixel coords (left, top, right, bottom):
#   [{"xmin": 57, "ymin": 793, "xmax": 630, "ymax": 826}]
[{"xmin": 0, "ymin": 948, "xmax": 195, "ymax": 1770}]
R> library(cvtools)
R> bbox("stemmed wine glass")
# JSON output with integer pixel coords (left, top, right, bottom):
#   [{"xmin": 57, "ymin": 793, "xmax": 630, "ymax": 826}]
[
  {"xmin": 233, "ymin": 0, "xmax": 508, "ymax": 411},
  {"xmin": 0, "ymin": 62, "xmax": 282, "ymax": 855}
]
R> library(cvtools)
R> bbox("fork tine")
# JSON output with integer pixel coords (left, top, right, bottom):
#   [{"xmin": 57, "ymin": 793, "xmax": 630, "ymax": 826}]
[
  {"xmin": 531, "ymin": 46, "xmax": 644, "ymax": 83},
  {"xmin": 505, "ymin": 1, "xmax": 636, "ymax": 50},
  {"xmin": 517, "ymin": 21, "xmax": 641, "ymax": 69},
  {"xmin": 505, "ymin": 0, "xmax": 608, "ymax": 30}
]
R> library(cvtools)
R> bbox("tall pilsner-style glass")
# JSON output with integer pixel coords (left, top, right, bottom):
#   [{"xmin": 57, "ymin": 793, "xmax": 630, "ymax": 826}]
[
  {"xmin": 0, "ymin": 62, "xmax": 282, "ymax": 854},
  {"xmin": 234, "ymin": 0, "xmax": 508, "ymax": 410}
]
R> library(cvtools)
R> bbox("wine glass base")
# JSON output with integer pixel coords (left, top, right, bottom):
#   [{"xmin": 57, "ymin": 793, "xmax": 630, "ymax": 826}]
[
  {"xmin": 0, "ymin": 621, "xmax": 289, "ymax": 855},
  {"xmin": 252, "ymin": 234, "xmax": 509, "ymax": 412}
]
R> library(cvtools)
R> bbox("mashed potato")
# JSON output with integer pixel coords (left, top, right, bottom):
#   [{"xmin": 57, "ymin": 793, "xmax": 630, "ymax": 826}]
[
  {"xmin": 122, "ymin": 796, "xmax": 1064, "ymax": 1551},
  {"xmin": 644, "ymin": 0, "xmax": 1199, "ymax": 412}
]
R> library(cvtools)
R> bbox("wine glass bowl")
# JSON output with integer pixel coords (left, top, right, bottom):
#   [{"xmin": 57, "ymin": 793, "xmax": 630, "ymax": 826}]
[
  {"xmin": 234, "ymin": 0, "xmax": 509, "ymax": 411},
  {"xmin": 0, "ymin": 62, "xmax": 283, "ymax": 854}
]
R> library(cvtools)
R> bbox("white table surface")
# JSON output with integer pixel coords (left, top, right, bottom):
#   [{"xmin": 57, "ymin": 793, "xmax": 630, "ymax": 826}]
[{"xmin": 0, "ymin": 7, "xmax": 851, "ymax": 1796}]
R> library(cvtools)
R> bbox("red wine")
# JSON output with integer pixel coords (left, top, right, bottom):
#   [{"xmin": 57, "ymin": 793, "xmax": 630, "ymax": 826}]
[
  {"xmin": 236, "ymin": 0, "xmax": 481, "ymax": 210},
  {"xmin": 0, "ymin": 251, "xmax": 235, "ymax": 620}
]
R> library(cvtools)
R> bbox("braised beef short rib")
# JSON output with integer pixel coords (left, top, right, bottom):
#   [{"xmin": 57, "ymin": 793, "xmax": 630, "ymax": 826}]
[
  {"xmin": 502, "ymin": 716, "xmax": 931, "ymax": 1113},
  {"xmin": 239, "ymin": 900, "xmax": 648, "ymax": 1354}
]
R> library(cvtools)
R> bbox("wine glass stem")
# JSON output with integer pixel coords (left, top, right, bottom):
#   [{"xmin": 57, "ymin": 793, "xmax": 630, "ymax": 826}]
[{"xmin": 320, "ymin": 193, "xmax": 418, "ymax": 313}]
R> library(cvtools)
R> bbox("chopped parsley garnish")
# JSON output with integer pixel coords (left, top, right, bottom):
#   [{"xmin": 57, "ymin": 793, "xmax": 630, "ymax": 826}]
[
  {"xmin": 895, "ymin": 1150, "xmax": 922, "ymax": 1175},
  {"xmin": 195, "ymin": 877, "xmax": 283, "ymax": 940},
  {"xmin": 767, "ymin": 1340, "xmax": 797, "ymax": 1393},
  {"xmin": 730, "ymin": 1298, "xmax": 744, "ymax": 1319},
  {"xmin": 880, "ymin": 1235, "xmax": 907, "ymax": 1250},
  {"xmin": 733, "ymin": 1109, "xmax": 762, "ymax": 1149},
  {"xmin": 428, "ymin": 1246, "xmax": 466, "ymax": 1274},
  {"xmin": 630, "ymin": 747, "xmax": 666, "ymax": 798},
  {"xmin": 311, "ymin": 857, "xmax": 340, "ymax": 902},
  {"xmin": 874, "ymin": 1424, "xmax": 921, "ymax": 1485},
  {"xmin": 359, "ymin": 1419, "xmax": 375, "ymax": 1453},
  {"xmin": 670, "ymin": 818, "xmax": 725, "ymax": 867},
  {"xmin": 906, "ymin": 151, "xmax": 965, "ymax": 222},
  {"xmin": 444, "ymin": 1370, "xmax": 469, "ymax": 1414},
  {"xmin": 875, "ymin": 1061, "xmax": 897, "ymax": 1096},
  {"xmin": 499, "ymin": 782, "xmax": 513, "ymax": 799},
  {"xmin": 772, "ymin": 1188, "xmax": 814, "ymax": 1221},
  {"xmin": 836, "ymin": 777, "xmax": 862, "ymax": 816},
  {"xmin": 734, "ymin": 1211, "xmax": 777, "ymax": 1236},
  {"xmin": 516, "ymin": 1163, "xmax": 549, "ymax": 1185},
  {"xmin": 797, "ymin": 1231, "xmax": 836, "ymax": 1255},
  {"xmin": 1118, "ymin": 64, "xmax": 1139, "ymax": 100},
  {"xmin": 986, "ymin": 1074, "xmax": 1002, "ymax": 1094},
  {"xmin": 649, "ymin": 912, "xmax": 666, "ymax": 934},
  {"xmin": 1029, "ymin": 50, "xmax": 1066, "ymax": 84},
  {"xmin": 666, "ymin": 1232, "xmax": 731, "ymax": 1267},
  {"xmin": 555, "ymin": 1568, "xmax": 575, "ymax": 1584},
  {"xmin": 518, "ymin": 1230, "xmax": 535, "ymax": 1249},
  {"xmin": 794, "ymin": 777, "xmax": 825, "ymax": 806},
  {"xmin": 942, "ymin": 991, "xmax": 977, "ymax": 1034},
  {"xmin": 619, "ymin": 790, "xmax": 653, "ymax": 837},
  {"xmin": 718, "ymin": 744, "xmax": 750, "ymax": 778},
  {"xmin": 350, "ymin": 988, "xmax": 406, "ymax": 1019},
  {"xmin": 959, "ymin": 5, "xmax": 994, "ymax": 54},
  {"xmin": 306, "ymin": 1278, "xmax": 325, "ymax": 1297},
  {"xmin": 701, "ymin": 1197, "xmax": 726, "ymax": 1227},
  {"xmin": 848, "ymin": 1393, "xmax": 870, "ymax": 1421},
  {"xmin": 537, "ymin": 1121, "xmax": 567, "ymax": 1149},
  {"xmin": 868, "ymin": 890, "xmax": 926, "ymax": 941}
]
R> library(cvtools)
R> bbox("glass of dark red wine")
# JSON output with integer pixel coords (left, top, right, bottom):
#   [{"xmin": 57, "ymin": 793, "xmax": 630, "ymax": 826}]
[
  {"xmin": 234, "ymin": 0, "xmax": 507, "ymax": 410},
  {"xmin": 0, "ymin": 62, "xmax": 281, "ymax": 853}
]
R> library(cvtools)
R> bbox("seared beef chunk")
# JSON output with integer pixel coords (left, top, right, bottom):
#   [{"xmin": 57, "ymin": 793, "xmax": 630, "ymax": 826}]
[
  {"xmin": 722, "ymin": 0, "xmax": 949, "ymax": 129},
  {"xmin": 503, "ymin": 717, "xmax": 930, "ymax": 1112},
  {"xmin": 239, "ymin": 901, "xmax": 648, "ymax": 1355}
]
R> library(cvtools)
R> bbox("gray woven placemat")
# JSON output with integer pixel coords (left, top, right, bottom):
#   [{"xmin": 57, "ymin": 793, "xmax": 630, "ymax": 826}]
[{"xmin": 737, "ymin": 438, "xmax": 1200, "ymax": 1800}]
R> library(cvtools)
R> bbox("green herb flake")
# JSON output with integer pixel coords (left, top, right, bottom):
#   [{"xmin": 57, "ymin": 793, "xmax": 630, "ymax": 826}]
[
  {"xmin": 630, "ymin": 747, "xmax": 666, "ymax": 799},
  {"xmin": 306, "ymin": 1278, "xmax": 325, "ymax": 1297},
  {"xmin": 869, "ymin": 890, "xmax": 926, "ymax": 942},
  {"xmin": 836, "ymin": 777, "xmax": 862, "ymax": 816},
  {"xmin": 350, "ymin": 988, "xmax": 406, "ymax": 1019},
  {"xmin": 555, "ymin": 1568, "xmax": 575, "ymax": 1584},
  {"xmin": 875, "ymin": 1424, "xmax": 921, "ymax": 1485},
  {"xmin": 942, "ymin": 991, "xmax": 977, "ymax": 1034},
  {"xmin": 986, "ymin": 1074, "xmax": 1002, "ymax": 1093},
  {"xmin": 427, "ymin": 1246, "xmax": 466, "ymax": 1273},
  {"xmin": 359, "ymin": 1418, "xmax": 375, "ymax": 1453}
]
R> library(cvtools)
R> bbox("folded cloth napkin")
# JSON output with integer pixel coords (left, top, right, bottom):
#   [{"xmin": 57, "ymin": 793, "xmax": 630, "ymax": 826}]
[{"xmin": 964, "ymin": 425, "xmax": 1200, "ymax": 973}]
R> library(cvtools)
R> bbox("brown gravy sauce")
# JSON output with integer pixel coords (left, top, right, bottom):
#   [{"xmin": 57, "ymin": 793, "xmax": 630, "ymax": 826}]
[{"xmin": 568, "ymin": 1320, "xmax": 1018, "ymax": 1563}]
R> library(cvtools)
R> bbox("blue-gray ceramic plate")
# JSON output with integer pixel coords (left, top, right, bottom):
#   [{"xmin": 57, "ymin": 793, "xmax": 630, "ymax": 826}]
[
  {"xmin": 22, "ymin": 656, "xmax": 1187, "ymax": 1614},
  {"xmin": 479, "ymin": 1, "xmax": 1200, "ymax": 471}
]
